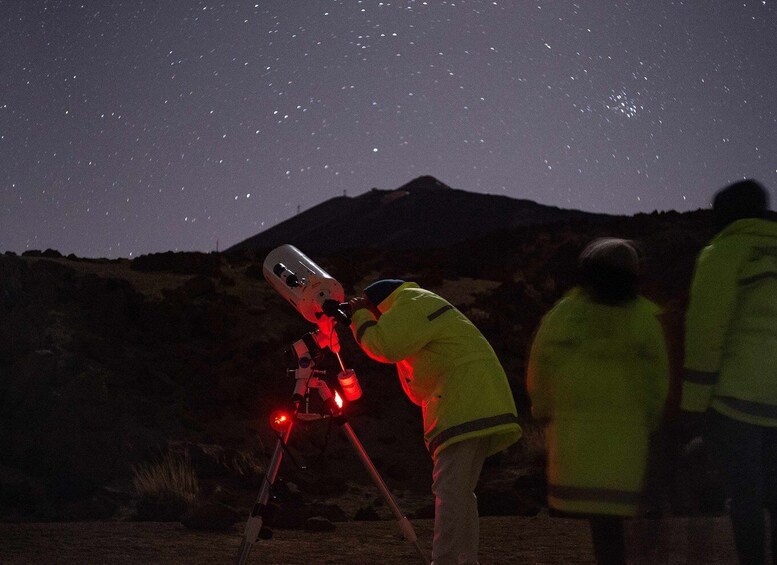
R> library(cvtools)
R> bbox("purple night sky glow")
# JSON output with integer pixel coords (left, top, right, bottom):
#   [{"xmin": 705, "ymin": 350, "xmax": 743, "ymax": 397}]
[{"xmin": 1, "ymin": 1, "xmax": 775, "ymax": 258}]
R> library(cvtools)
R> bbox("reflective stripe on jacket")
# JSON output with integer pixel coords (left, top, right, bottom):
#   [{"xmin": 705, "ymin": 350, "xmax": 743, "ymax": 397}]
[
  {"xmin": 682, "ymin": 217, "xmax": 777, "ymax": 426},
  {"xmin": 350, "ymin": 282, "xmax": 521, "ymax": 459},
  {"xmin": 527, "ymin": 288, "xmax": 669, "ymax": 516}
]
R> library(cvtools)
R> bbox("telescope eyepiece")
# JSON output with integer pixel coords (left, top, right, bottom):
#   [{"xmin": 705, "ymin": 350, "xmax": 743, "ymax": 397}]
[{"xmin": 321, "ymin": 299, "xmax": 352, "ymax": 325}]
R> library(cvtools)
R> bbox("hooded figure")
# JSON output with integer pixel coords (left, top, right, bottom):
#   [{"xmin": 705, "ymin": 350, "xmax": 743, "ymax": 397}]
[
  {"xmin": 349, "ymin": 280, "xmax": 521, "ymax": 565},
  {"xmin": 682, "ymin": 179, "xmax": 777, "ymax": 565},
  {"xmin": 527, "ymin": 238, "xmax": 669, "ymax": 565}
]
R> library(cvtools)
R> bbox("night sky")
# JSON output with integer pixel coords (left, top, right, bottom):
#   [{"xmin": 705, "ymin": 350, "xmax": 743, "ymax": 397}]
[{"xmin": 1, "ymin": 1, "xmax": 775, "ymax": 258}]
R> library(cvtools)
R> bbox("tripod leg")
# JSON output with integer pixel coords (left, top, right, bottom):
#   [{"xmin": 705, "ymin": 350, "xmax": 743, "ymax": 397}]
[
  {"xmin": 339, "ymin": 422, "xmax": 431, "ymax": 565},
  {"xmin": 234, "ymin": 425, "xmax": 292, "ymax": 565}
]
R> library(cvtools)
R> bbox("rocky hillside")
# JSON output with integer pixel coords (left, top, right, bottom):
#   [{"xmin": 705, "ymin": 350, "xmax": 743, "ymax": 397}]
[{"xmin": 0, "ymin": 195, "xmax": 719, "ymax": 527}]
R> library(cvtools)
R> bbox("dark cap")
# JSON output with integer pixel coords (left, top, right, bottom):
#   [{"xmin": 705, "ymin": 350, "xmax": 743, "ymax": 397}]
[
  {"xmin": 363, "ymin": 279, "xmax": 405, "ymax": 308},
  {"xmin": 713, "ymin": 179, "xmax": 769, "ymax": 230}
]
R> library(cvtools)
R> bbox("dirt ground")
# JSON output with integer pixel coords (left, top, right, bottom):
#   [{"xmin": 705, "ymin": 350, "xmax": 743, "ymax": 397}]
[{"xmin": 0, "ymin": 512, "xmax": 748, "ymax": 565}]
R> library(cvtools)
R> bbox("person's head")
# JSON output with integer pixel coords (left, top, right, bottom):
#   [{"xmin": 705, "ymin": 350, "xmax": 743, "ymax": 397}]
[
  {"xmin": 362, "ymin": 279, "xmax": 405, "ymax": 313},
  {"xmin": 712, "ymin": 179, "xmax": 769, "ymax": 231},
  {"xmin": 577, "ymin": 238, "xmax": 639, "ymax": 305}
]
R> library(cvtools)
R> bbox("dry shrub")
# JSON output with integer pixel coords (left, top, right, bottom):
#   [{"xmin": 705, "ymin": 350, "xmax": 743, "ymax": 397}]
[
  {"xmin": 229, "ymin": 449, "xmax": 266, "ymax": 479},
  {"xmin": 465, "ymin": 306, "xmax": 491, "ymax": 326},
  {"xmin": 133, "ymin": 451, "xmax": 200, "ymax": 521}
]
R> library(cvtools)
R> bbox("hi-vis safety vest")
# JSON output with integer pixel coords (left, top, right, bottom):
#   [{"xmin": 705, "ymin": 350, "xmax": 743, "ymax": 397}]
[
  {"xmin": 682, "ymin": 217, "xmax": 777, "ymax": 426},
  {"xmin": 350, "ymin": 282, "xmax": 521, "ymax": 459},
  {"xmin": 527, "ymin": 288, "xmax": 669, "ymax": 516}
]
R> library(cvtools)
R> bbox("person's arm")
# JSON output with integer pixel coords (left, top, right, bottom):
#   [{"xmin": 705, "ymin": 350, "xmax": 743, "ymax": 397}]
[
  {"xmin": 681, "ymin": 243, "xmax": 739, "ymax": 413},
  {"xmin": 350, "ymin": 296, "xmax": 437, "ymax": 363},
  {"xmin": 645, "ymin": 307, "xmax": 670, "ymax": 430},
  {"xmin": 527, "ymin": 315, "xmax": 553, "ymax": 424}
]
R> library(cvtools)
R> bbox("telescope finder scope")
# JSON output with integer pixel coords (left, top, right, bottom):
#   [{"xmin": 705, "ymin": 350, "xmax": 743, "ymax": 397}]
[{"xmin": 273, "ymin": 263, "xmax": 300, "ymax": 288}]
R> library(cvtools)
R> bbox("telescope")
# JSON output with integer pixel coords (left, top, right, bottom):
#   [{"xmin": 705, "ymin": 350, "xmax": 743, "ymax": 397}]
[
  {"xmin": 234, "ymin": 245, "xmax": 429, "ymax": 565},
  {"xmin": 262, "ymin": 244, "xmax": 352, "ymax": 330}
]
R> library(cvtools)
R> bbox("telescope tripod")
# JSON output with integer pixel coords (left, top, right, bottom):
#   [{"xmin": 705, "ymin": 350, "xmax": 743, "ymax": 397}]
[{"xmin": 234, "ymin": 360, "xmax": 429, "ymax": 564}]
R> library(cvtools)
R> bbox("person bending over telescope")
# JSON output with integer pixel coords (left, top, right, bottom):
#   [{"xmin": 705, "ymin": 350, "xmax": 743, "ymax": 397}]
[{"xmin": 347, "ymin": 279, "xmax": 522, "ymax": 565}]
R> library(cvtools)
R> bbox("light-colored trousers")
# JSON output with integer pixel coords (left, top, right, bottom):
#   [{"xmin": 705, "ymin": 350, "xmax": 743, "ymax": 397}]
[{"xmin": 431, "ymin": 436, "xmax": 491, "ymax": 565}]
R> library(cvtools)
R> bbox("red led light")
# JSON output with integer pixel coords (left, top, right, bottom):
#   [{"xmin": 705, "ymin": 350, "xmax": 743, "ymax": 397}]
[{"xmin": 270, "ymin": 410, "xmax": 291, "ymax": 433}]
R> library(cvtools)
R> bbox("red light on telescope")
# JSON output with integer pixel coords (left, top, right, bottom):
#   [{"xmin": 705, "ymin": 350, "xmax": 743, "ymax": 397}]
[
  {"xmin": 270, "ymin": 410, "xmax": 291, "ymax": 433},
  {"xmin": 334, "ymin": 392, "xmax": 344, "ymax": 409}
]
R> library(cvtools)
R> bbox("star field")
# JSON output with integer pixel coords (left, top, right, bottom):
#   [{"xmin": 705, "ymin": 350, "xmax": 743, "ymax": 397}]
[{"xmin": 1, "ymin": 1, "xmax": 776, "ymax": 258}]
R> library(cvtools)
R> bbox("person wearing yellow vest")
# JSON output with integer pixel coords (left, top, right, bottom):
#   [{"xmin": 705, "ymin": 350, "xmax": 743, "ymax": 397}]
[
  {"xmin": 681, "ymin": 179, "xmax": 777, "ymax": 565},
  {"xmin": 348, "ymin": 279, "xmax": 521, "ymax": 565},
  {"xmin": 528, "ymin": 238, "xmax": 669, "ymax": 565}
]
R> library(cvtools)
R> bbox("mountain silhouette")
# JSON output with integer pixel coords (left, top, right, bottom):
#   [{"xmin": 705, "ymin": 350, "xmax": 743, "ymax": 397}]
[{"xmin": 227, "ymin": 175, "xmax": 613, "ymax": 253}]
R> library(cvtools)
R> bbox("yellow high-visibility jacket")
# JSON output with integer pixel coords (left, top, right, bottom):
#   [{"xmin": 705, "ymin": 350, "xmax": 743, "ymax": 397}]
[
  {"xmin": 350, "ymin": 282, "xmax": 521, "ymax": 459},
  {"xmin": 682, "ymin": 217, "xmax": 777, "ymax": 426},
  {"xmin": 527, "ymin": 288, "xmax": 669, "ymax": 516}
]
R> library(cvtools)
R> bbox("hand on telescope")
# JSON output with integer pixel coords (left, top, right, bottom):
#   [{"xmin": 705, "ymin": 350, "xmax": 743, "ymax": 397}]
[
  {"xmin": 348, "ymin": 296, "xmax": 371, "ymax": 313},
  {"xmin": 349, "ymin": 294, "xmax": 382, "ymax": 319}
]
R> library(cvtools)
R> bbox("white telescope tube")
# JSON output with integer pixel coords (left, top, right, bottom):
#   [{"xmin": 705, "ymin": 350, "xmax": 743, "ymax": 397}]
[{"xmin": 262, "ymin": 244, "xmax": 345, "ymax": 325}]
